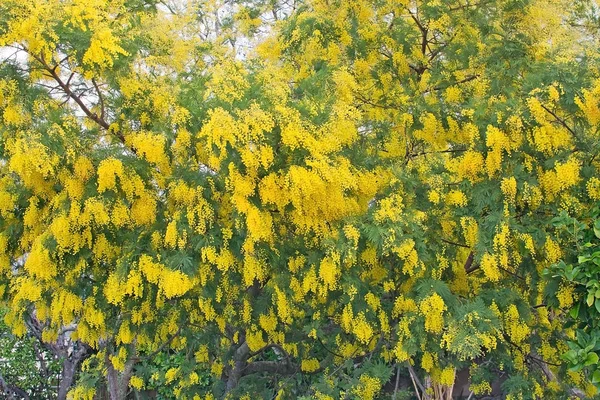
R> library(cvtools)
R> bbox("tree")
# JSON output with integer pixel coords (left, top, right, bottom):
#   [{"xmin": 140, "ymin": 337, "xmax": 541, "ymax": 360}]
[
  {"xmin": 1, "ymin": 0, "xmax": 600, "ymax": 399},
  {"xmin": 0, "ymin": 306, "xmax": 63, "ymax": 399}
]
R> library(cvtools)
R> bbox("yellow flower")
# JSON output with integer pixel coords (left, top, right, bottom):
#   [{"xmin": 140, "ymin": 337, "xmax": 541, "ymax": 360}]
[
  {"xmin": 130, "ymin": 376, "xmax": 144, "ymax": 390},
  {"xmin": 420, "ymin": 293, "xmax": 446, "ymax": 333},
  {"xmin": 301, "ymin": 358, "xmax": 320, "ymax": 372},
  {"xmin": 480, "ymin": 253, "xmax": 501, "ymax": 282},
  {"xmin": 352, "ymin": 375, "xmax": 381, "ymax": 400},
  {"xmin": 165, "ymin": 367, "xmax": 179, "ymax": 383}
]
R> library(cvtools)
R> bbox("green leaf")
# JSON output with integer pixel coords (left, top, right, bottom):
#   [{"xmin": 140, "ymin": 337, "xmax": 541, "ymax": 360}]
[
  {"xmin": 596, "ymin": 299, "xmax": 600, "ymax": 314},
  {"xmin": 585, "ymin": 352, "xmax": 599, "ymax": 366},
  {"xmin": 593, "ymin": 370, "xmax": 600, "ymax": 384},
  {"xmin": 588, "ymin": 293, "xmax": 595, "ymax": 307},
  {"xmin": 570, "ymin": 303, "xmax": 581, "ymax": 319},
  {"xmin": 564, "ymin": 349, "xmax": 578, "ymax": 363},
  {"xmin": 594, "ymin": 220, "xmax": 600, "ymax": 239}
]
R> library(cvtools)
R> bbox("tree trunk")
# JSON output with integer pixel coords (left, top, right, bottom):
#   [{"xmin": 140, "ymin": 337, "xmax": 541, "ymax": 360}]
[
  {"xmin": 58, "ymin": 344, "xmax": 91, "ymax": 400},
  {"xmin": 225, "ymin": 341, "xmax": 249, "ymax": 393},
  {"xmin": 58, "ymin": 358, "xmax": 77, "ymax": 400},
  {"xmin": 106, "ymin": 354, "xmax": 135, "ymax": 400}
]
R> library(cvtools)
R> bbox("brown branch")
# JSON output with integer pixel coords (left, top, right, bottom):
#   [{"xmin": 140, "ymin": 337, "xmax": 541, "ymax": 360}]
[
  {"xmin": 539, "ymin": 103, "xmax": 579, "ymax": 140},
  {"xmin": 502, "ymin": 333, "xmax": 561, "ymax": 367},
  {"xmin": 65, "ymin": 72, "xmax": 75, "ymax": 88},
  {"xmin": 465, "ymin": 251, "xmax": 479, "ymax": 274},
  {"xmin": 249, "ymin": 343, "xmax": 292, "ymax": 368},
  {"xmin": 316, "ymin": 336, "xmax": 344, "ymax": 358},
  {"xmin": 407, "ymin": 361, "xmax": 426, "ymax": 398},
  {"xmin": 408, "ymin": 147, "xmax": 468, "ymax": 158},
  {"xmin": 92, "ymin": 78, "xmax": 106, "ymax": 120},
  {"xmin": 405, "ymin": 7, "xmax": 427, "ymax": 35},
  {"xmin": 27, "ymin": 49, "xmax": 126, "ymax": 145},
  {"xmin": 497, "ymin": 264, "xmax": 526, "ymax": 281},
  {"xmin": 441, "ymin": 238, "xmax": 471, "ymax": 249},
  {"xmin": 426, "ymin": 74, "xmax": 480, "ymax": 94}
]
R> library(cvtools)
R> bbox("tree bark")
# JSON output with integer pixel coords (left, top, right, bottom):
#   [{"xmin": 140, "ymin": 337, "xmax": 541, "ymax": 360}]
[
  {"xmin": 57, "ymin": 344, "xmax": 91, "ymax": 400},
  {"xmin": 25, "ymin": 316, "xmax": 92, "ymax": 400},
  {"xmin": 225, "ymin": 341, "xmax": 250, "ymax": 392},
  {"xmin": 106, "ymin": 353, "xmax": 135, "ymax": 400},
  {"xmin": 0, "ymin": 372, "xmax": 30, "ymax": 399}
]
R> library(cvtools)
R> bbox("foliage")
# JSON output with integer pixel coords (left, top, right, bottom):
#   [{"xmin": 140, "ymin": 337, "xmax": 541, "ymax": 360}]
[
  {"xmin": 1, "ymin": 0, "xmax": 600, "ymax": 399},
  {"xmin": 0, "ymin": 306, "xmax": 62, "ymax": 399},
  {"xmin": 545, "ymin": 208, "xmax": 600, "ymax": 388}
]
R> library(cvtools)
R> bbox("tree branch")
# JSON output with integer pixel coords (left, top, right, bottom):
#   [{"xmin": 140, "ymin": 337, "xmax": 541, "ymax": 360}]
[
  {"xmin": 539, "ymin": 103, "xmax": 579, "ymax": 140},
  {"xmin": 441, "ymin": 238, "xmax": 471, "ymax": 249},
  {"xmin": 27, "ymin": 49, "xmax": 126, "ymax": 145},
  {"xmin": 0, "ymin": 372, "xmax": 30, "ymax": 400},
  {"xmin": 91, "ymin": 78, "xmax": 105, "ymax": 121}
]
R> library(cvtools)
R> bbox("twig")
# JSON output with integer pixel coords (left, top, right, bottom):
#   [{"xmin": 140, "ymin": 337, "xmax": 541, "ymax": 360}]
[
  {"xmin": 407, "ymin": 362, "xmax": 424, "ymax": 400},
  {"xmin": 392, "ymin": 363, "xmax": 401, "ymax": 400},
  {"xmin": 91, "ymin": 78, "xmax": 105, "ymax": 120},
  {"xmin": 441, "ymin": 238, "xmax": 471, "ymax": 248}
]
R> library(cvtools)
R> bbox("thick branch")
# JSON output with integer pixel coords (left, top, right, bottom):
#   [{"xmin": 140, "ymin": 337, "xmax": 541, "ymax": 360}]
[{"xmin": 465, "ymin": 251, "xmax": 479, "ymax": 274}]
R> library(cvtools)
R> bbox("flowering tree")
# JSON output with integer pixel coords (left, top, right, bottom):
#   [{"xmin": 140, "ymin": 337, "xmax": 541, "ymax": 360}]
[{"xmin": 1, "ymin": 0, "xmax": 600, "ymax": 399}]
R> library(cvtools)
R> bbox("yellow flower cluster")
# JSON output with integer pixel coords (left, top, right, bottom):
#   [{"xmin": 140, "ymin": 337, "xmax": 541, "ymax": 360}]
[
  {"xmin": 422, "ymin": 352, "xmax": 435, "ymax": 372},
  {"xmin": 544, "ymin": 238, "xmax": 562, "ymax": 264},
  {"xmin": 8, "ymin": 138, "xmax": 60, "ymax": 192},
  {"xmin": 480, "ymin": 253, "xmax": 501, "ymax": 282},
  {"xmin": 393, "ymin": 239, "xmax": 419, "ymax": 276},
  {"xmin": 129, "ymin": 376, "xmax": 144, "ymax": 390},
  {"xmin": 460, "ymin": 217, "xmax": 479, "ymax": 248},
  {"xmin": 110, "ymin": 347, "xmax": 128, "ymax": 372},
  {"xmin": 68, "ymin": 386, "xmax": 96, "ymax": 400},
  {"xmin": 82, "ymin": 26, "xmax": 128, "ymax": 70},
  {"xmin": 539, "ymin": 158, "xmax": 580, "ymax": 200},
  {"xmin": 352, "ymin": 375, "xmax": 382, "ymax": 400},
  {"xmin": 24, "ymin": 239, "xmax": 56, "ymax": 280},
  {"xmin": 319, "ymin": 253, "xmax": 341, "ymax": 291},
  {"xmin": 575, "ymin": 79, "xmax": 600, "ymax": 125},
  {"xmin": 470, "ymin": 381, "xmax": 492, "ymax": 395},
  {"xmin": 500, "ymin": 177, "xmax": 517, "ymax": 203},
  {"xmin": 353, "ymin": 312, "xmax": 374, "ymax": 344},
  {"xmin": 435, "ymin": 366, "xmax": 456, "ymax": 386},
  {"xmin": 374, "ymin": 193, "xmax": 404, "ymax": 223},
  {"xmin": 97, "ymin": 158, "xmax": 124, "ymax": 193},
  {"xmin": 420, "ymin": 293, "xmax": 446, "ymax": 334},
  {"xmin": 586, "ymin": 177, "xmax": 600, "ymax": 200},
  {"xmin": 447, "ymin": 151, "xmax": 484, "ymax": 183},
  {"xmin": 128, "ymin": 132, "xmax": 171, "ymax": 174},
  {"xmin": 504, "ymin": 305, "xmax": 530, "ymax": 344},
  {"xmin": 556, "ymin": 284, "xmax": 574, "ymax": 309},
  {"xmin": 246, "ymin": 328, "xmax": 266, "ymax": 352},
  {"xmin": 446, "ymin": 190, "xmax": 468, "ymax": 207},
  {"xmin": 531, "ymin": 125, "xmax": 572, "ymax": 156},
  {"xmin": 300, "ymin": 358, "xmax": 320, "ymax": 372}
]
